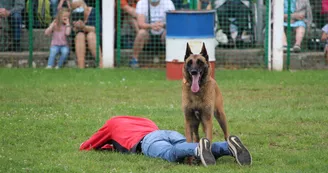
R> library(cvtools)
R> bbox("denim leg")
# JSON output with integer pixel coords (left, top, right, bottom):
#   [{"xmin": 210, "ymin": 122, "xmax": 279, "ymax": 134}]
[
  {"xmin": 50, "ymin": 0, "xmax": 59, "ymax": 17},
  {"xmin": 47, "ymin": 46, "xmax": 60, "ymax": 67},
  {"xmin": 8, "ymin": 12, "xmax": 22, "ymax": 41},
  {"xmin": 211, "ymin": 141, "xmax": 232, "ymax": 159},
  {"xmin": 57, "ymin": 46, "xmax": 69, "ymax": 67},
  {"xmin": 141, "ymin": 130, "xmax": 198, "ymax": 162}
]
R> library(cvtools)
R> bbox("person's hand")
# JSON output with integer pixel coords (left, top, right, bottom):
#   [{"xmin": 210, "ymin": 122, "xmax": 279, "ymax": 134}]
[
  {"xmin": 63, "ymin": 17, "xmax": 70, "ymax": 26},
  {"xmin": 151, "ymin": 22, "xmax": 164, "ymax": 31},
  {"xmin": 73, "ymin": 20, "xmax": 85, "ymax": 30},
  {"xmin": 322, "ymin": 33, "xmax": 328, "ymax": 41},
  {"xmin": 50, "ymin": 19, "xmax": 57, "ymax": 27},
  {"xmin": 0, "ymin": 8, "xmax": 10, "ymax": 18}
]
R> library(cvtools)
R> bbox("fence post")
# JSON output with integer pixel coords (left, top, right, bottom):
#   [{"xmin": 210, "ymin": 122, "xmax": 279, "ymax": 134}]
[
  {"xmin": 102, "ymin": 0, "xmax": 115, "ymax": 68},
  {"xmin": 272, "ymin": 0, "xmax": 283, "ymax": 71},
  {"xmin": 115, "ymin": 0, "xmax": 121, "ymax": 67},
  {"xmin": 95, "ymin": 0, "xmax": 100, "ymax": 67},
  {"xmin": 286, "ymin": 0, "xmax": 291, "ymax": 70},
  {"xmin": 265, "ymin": 0, "xmax": 271, "ymax": 69},
  {"xmin": 28, "ymin": 0, "xmax": 34, "ymax": 68}
]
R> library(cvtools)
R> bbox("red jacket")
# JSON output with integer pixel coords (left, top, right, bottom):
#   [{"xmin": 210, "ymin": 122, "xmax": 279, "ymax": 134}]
[{"xmin": 79, "ymin": 116, "xmax": 159, "ymax": 153}]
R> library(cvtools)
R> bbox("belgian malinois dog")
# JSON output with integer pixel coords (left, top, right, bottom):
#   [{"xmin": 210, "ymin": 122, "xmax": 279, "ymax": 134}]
[{"xmin": 182, "ymin": 43, "xmax": 229, "ymax": 143}]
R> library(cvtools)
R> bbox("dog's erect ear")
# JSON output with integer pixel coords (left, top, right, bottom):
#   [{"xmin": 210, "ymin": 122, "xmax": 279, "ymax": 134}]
[
  {"xmin": 184, "ymin": 43, "xmax": 193, "ymax": 61},
  {"xmin": 200, "ymin": 43, "xmax": 209, "ymax": 62}
]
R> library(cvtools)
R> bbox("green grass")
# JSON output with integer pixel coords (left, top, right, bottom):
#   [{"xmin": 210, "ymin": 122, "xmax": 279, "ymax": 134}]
[{"xmin": 0, "ymin": 68, "xmax": 327, "ymax": 173}]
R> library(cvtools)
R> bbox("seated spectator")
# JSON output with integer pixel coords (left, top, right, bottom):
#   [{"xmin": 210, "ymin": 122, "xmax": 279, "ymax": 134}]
[
  {"xmin": 45, "ymin": 8, "xmax": 71, "ymax": 69},
  {"xmin": 120, "ymin": 0, "xmax": 140, "ymax": 34},
  {"xmin": 116, "ymin": 0, "xmax": 139, "ymax": 49},
  {"xmin": 50, "ymin": 0, "xmax": 71, "ymax": 18},
  {"xmin": 130, "ymin": 0, "xmax": 175, "ymax": 68},
  {"xmin": 214, "ymin": 0, "xmax": 250, "ymax": 47},
  {"xmin": 282, "ymin": 0, "xmax": 312, "ymax": 53},
  {"xmin": 0, "ymin": 0, "xmax": 24, "ymax": 51},
  {"xmin": 197, "ymin": 0, "xmax": 212, "ymax": 10},
  {"xmin": 321, "ymin": 24, "xmax": 328, "ymax": 65},
  {"xmin": 71, "ymin": 0, "xmax": 103, "ymax": 68}
]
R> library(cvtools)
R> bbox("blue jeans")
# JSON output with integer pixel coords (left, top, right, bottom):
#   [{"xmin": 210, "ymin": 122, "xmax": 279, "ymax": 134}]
[
  {"xmin": 50, "ymin": 0, "xmax": 59, "ymax": 17},
  {"xmin": 141, "ymin": 130, "xmax": 231, "ymax": 162},
  {"xmin": 8, "ymin": 12, "xmax": 22, "ymax": 41},
  {"xmin": 47, "ymin": 45, "xmax": 69, "ymax": 67}
]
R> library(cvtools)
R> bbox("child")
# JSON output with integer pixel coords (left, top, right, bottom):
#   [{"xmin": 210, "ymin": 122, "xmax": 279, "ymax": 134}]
[
  {"xmin": 321, "ymin": 24, "xmax": 328, "ymax": 65},
  {"xmin": 45, "ymin": 8, "xmax": 71, "ymax": 69}
]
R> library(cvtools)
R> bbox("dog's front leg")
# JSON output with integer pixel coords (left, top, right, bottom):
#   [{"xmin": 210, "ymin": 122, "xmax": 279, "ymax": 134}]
[
  {"xmin": 202, "ymin": 115, "xmax": 213, "ymax": 142},
  {"xmin": 184, "ymin": 118, "xmax": 193, "ymax": 143}
]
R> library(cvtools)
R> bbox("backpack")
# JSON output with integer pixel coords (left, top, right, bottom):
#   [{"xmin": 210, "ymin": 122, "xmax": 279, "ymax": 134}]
[{"xmin": 26, "ymin": 0, "xmax": 52, "ymax": 28}]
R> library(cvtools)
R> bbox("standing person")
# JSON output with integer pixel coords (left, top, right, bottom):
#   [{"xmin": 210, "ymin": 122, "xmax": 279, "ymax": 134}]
[
  {"xmin": 50, "ymin": 0, "xmax": 71, "ymax": 18},
  {"xmin": 45, "ymin": 8, "xmax": 71, "ymax": 69},
  {"xmin": 71, "ymin": 0, "xmax": 103, "ymax": 68},
  {"xmin": 129, "ymin": 0, "xmax": 175, "ymax": 68},
  {"xmin": 282, "ymin": 0, "xmax": 312, "ymax": 53},
  {"xmin": 80, "ymin": 116, "xmax": 252, "ymax": 166},
  {"xmin": 0, "ymin": 0, "xmax": 24, "ymax": 52}
]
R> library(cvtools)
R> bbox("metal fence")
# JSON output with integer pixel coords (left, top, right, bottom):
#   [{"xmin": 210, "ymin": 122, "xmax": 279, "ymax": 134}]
[{"xmin": 0, "ymin": 0, "xmax": 327, "ymax": 68}]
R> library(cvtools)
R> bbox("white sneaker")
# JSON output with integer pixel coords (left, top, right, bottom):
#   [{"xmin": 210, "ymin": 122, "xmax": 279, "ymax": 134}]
[
  {"xmin": 45, "ymin": 66, "xmax": 52, "ymax": 69},
  {"xmin": 55, "ymin": 66, "xmax": 59, "ymax": 69}
]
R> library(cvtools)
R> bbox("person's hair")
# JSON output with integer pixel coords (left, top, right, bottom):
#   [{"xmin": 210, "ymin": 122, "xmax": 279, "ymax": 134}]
[{"xmin": 55, "ymin": 8, "xmax": 70, "ymax": 31}]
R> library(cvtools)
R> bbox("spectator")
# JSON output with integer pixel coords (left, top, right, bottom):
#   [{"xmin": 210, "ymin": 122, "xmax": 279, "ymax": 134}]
[
  {"xmin": 130, "ymin": 0, "xmax": 175, "ymax": 68},
  {"xmin": 71, "ymin": 0, "xmax": 103, "ymax": 68},
  {"xmin": 120, "ymin": 0, "xmax": 140, "ymax": 34},
  {"xmin": 0, "ymin": 0, "xmax": 24, "ymax": 52},
  {"xmin": 321, "ymin": 0, "xmax": 328, "ymax": 28},
  {"xmin": 79, "ymin": 116, "xmax": 252, "ymax": 166},
  {"xmin": 321, "ymin": 24, "xmax": 328, "ymax": 65},
  {"xmin": 214, "ymin": 0, "xmax": 250, "ymax": 47},
  {"xmin": 45, "ymin": 8, "xmax": 71, "ymax": 69},
  {"xmin": 197, "ymin": 0, "xmax": 212, "ymax": 10},
  {"xmin": 116, "ymin": 0, "xmax": 140, "ymax": 49},
  {"xmin": 282, "ymin": 0, "xmax": 312, "ymax": 53},
  {"xmin": 50, "ymin": 0, "xmax": 71, "ymax": 18}
]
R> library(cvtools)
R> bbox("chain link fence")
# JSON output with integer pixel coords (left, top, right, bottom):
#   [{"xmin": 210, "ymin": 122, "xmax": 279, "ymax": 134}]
[{"xmin": 0, "ymin": 0, "xmax": 327, "ymax": 68}]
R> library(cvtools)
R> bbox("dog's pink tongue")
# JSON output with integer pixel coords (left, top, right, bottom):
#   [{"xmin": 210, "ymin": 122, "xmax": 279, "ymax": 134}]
[{"xmin": 191, "ymin": 74, "xmax": 200, "ymax": 93}]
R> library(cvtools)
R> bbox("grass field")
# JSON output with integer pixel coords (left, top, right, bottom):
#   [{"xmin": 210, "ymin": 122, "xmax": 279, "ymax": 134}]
[{"xmin": 0, "ymin": 68, "xmax": 327, "ymax": 173}]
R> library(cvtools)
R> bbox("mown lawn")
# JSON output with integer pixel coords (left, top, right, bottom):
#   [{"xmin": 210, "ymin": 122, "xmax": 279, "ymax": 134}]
[{"xmin": 0, "ymin": 68, "xmax": 327, "ymax": 173}]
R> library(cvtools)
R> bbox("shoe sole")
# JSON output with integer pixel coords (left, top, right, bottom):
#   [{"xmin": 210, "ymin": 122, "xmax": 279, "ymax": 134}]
[
  {"xmin": 228, "ymin": 136, "xmax": 252, "ymax": 166},
  {"xmin": 199, "ymin": 138, "xmax": 216, "ymax": 167}
]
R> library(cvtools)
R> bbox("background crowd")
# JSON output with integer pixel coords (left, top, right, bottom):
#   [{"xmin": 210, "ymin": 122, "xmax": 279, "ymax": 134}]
[{"xmin": 0, "ymin": 0, "xmax": 327, "ymax": 68}]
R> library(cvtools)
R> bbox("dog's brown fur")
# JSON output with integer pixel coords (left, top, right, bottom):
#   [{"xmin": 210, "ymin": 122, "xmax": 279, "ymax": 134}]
[{"xmin": 182, "ymin": 43, "xmax": 229, "ymax": 143}]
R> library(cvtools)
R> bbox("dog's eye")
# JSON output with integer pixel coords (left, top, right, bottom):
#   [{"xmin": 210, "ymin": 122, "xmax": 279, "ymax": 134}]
[
  {"xmin": 197, "ymin": 59, "xmax": 203, "ymax": 65},
  {"xmin": 187, "ymin": 60, "xmax": 192, "ymax": 66}
]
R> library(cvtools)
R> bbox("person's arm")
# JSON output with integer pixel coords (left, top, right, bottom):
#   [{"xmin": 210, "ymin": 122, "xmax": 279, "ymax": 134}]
[
  {"xmin": 137, "ymin": 14, "xmax": 152, "ymax": 30},
  {"xmin": 57, "ymin": 0, "xmax": 65, "ymax": 10},
  {"xmin": 10, "ymin": 0, "xmax": 25, "ymax": 14},
  {"xmin": 83, "ymin": 25, "xmax": 96, "ymax": 33},
  {"xmin": 66, "ymin": 0, "xmax": 71, "ymax": 9},
  {"xmin": 122, "ymin": 5, "xmax": 137, "ymax": 18},
  {"xmin": 45, "ymin": 21, "xmax": 56, "ymax": 36}
]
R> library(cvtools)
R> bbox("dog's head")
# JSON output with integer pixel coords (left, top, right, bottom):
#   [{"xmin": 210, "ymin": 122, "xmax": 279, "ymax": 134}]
[{"xmin": 183, "ymin": 43, "xmax": 210, "ymax": 93}]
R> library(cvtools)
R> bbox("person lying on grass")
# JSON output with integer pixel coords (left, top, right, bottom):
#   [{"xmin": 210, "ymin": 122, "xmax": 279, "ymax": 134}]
[{"xmin": 79, "ymin": 115, "xmax": 252, "ymax": 167}]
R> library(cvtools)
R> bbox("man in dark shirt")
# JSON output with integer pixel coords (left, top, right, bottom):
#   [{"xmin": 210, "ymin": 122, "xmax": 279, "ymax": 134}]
[{"xmin": 0, "ymin": 0, "xmax": 24, "ymax": 51}]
